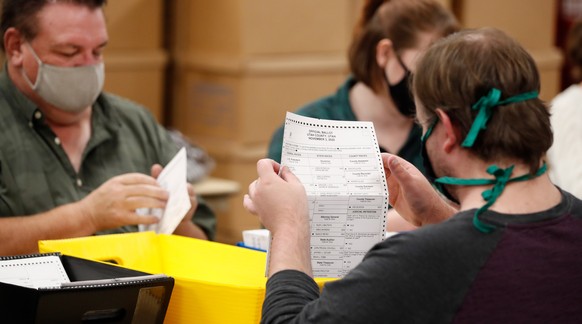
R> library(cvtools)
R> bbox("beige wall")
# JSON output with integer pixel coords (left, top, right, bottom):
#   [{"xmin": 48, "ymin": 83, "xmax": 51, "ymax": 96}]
[
  {"xmin": 0, "ymin": 1, "xmax": 562, "ymax": 244},
  {"xmin": 103, "ymin": 0, "xmax": 168, "ymax": 122},
  {"xmin": 453, "ymin": 0, "xmax": 562, "ymax": 101},
  {"xmin": 168, "ymin": 0, "xmax": 360, "ymax": 243},
  {"xmin": 165, "ymin": 0, "xmax": 562, "ymax": 244}
]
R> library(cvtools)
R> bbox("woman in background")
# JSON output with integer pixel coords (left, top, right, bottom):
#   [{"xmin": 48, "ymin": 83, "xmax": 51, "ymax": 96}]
[
  {"xmin": 547, "ymin": 19, "xmax": 582, "ymax": 199},
  {"xmin": 266, "ymin": 0, "xmax": 459, "ymax": 231}
]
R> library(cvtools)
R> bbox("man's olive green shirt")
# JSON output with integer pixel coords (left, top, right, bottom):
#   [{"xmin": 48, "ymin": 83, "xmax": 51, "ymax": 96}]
[{"xmin": 0, "ymin": 69, "xmax": 216, "ymax": 239}]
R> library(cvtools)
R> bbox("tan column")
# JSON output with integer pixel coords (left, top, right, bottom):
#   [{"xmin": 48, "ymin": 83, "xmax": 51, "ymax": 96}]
[
  {"xmin": 169, "ymin": 0, "xmax": 359, "ymax": 243},
  {"xmin": 169, "ymin": 0, "xmax": 562, "ymax": 244},
  {"xmin": 453, "ymin": 0, "xmax": 562, "ymax": 101},
  {"xmin": 103, "ymin": 0, "xmax": 168, "ymax": 123}
]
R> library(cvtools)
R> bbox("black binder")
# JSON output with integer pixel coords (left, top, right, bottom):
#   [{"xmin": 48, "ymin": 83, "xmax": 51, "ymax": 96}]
[{"xmin": 0, "ymin": 253, "xmax": 174, "ymax": 323}]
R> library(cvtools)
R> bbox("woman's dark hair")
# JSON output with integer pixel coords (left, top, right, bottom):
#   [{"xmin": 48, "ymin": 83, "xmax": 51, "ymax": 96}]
[{"xmin": 348, "ymin": 0, "xmax": 459, "ymax": 93}]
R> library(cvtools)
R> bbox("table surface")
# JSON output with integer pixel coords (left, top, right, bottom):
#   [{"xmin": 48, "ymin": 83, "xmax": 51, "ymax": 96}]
[{"xmin": 192, "ymin": 177, "xmax": 241, "ymax": 197}]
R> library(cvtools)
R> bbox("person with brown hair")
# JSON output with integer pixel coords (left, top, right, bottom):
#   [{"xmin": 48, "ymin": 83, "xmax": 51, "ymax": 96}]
[
  {"xmin": 244, "ymin": 28, "xmax": 582, "ymax": 323},
  {"xmin": 0, "ymin": 0, "xmax": 216, "ymax": 255},
  {"xmin": 266, "ymin": 0, "xmax": 459, "ymax": 231},
  {"xmin": 547, "ymin": 19, "xmax": 582, "ymax": 199}
]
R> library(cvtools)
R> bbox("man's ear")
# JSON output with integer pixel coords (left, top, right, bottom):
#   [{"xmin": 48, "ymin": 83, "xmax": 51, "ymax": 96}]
[
  {"xmin": 435, "ymin": 108, "xmax": 460, "ymax": 153},
  {"xmin": 4, "ymin": 27, "xmax": 25, "ymax": 66},
  {"xmin": 375, "ymin": 38, "xmax": 393, "ymax": 67}
]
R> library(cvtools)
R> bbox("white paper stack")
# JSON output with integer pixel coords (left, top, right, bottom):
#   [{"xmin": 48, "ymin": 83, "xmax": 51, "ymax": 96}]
[{"xmin": 242, "ymin": 229, "xmax": 270, "ymax": 251}]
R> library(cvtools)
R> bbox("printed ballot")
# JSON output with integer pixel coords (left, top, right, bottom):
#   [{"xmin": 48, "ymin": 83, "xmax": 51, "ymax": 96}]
[
  {"xmin": 280, "ymin": 112, "xmax": 388, "ymax": 278},
  {"xmin": 138, "ymin": 147, "xmax": 192, "ymax": 234},
  {"xmin": 0, "ymin": 254, "xmax": 69, "ymax": 289},
  {"xmin": 0, "ymin": 253, "xmax": 174, "ymax": 323}
]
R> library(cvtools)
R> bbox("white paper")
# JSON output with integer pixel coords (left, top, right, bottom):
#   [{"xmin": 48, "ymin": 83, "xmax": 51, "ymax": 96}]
[
  {"xmin": 0, "ymin": 255, "xmax": 70, "ymax": 289},
  {"xmin": 242, "ymin": 229, "xmax": 271, "ymax": 251},
  {"xmin": 280, "ymin": 112, "xmax": 388, "ymax": 278},
  {"xmin": 138, "ymin": 147, "xmax": 192, "ymax": 234}
]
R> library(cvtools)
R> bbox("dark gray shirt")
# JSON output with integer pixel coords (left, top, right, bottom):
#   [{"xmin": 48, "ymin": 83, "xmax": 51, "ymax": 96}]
[{"xmin": 262, "ymin": 190, "xmax": 582, "ymax": 323}]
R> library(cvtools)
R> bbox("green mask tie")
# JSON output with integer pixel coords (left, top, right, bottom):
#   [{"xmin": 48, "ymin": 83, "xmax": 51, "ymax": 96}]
[
  {"xmin": 435, "ymin": 163, "xmax": 547, "ymax": 233},
  {"xmin": 461, "ymin": 88, "xmax": 539, "ymax": 148}
]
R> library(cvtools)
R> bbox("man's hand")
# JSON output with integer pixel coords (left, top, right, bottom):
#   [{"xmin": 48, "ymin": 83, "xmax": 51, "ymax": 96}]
[
  {"xmin": 382, "ymin": 153, "xmax": 457, "ymax": 226},
  {"xmin": 244, "ymin": 159, "xmax": 309, "ymax": 235},
  {"xmin": 243, "ymin": 159, "xmax": 312, "ymax": 276},
  {"xmin": 79, "ymin": 173, "xmax": 168, "ymax": 233},
  {"xmin": 386, "ymin": 208, "xmax": 418, "ymax": 232}
]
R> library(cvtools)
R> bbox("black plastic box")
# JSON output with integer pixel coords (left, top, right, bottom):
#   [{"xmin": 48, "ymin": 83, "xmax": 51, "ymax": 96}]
[{"xmin": 0, "ymin": 253, "xmax": 174, "ymax": 323}]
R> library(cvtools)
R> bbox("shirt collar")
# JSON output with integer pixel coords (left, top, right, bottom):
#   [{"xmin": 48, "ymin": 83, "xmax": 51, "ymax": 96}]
[
  {"xmin": 92, "ymin": 93, "xmax": 122, "ymax": 135},
  {"xmin": 0, "ymin": 65, "xmax": 42, "ymax": 123}
]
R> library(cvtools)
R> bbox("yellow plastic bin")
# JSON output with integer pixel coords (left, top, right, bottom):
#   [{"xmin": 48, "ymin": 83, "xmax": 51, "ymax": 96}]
[{"xmin": 39, "ymin": 232, "xmax": 334, "ymax": 324}]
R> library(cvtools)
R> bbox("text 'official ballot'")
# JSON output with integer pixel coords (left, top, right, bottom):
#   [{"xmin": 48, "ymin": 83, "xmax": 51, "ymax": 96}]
[{"xmin": 280, "ymin": 112, "xmax": 388, "ymax": 278}]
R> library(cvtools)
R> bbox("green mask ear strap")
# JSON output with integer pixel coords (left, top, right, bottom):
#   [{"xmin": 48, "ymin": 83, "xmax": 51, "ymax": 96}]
[
  {"xmin": 461, "ymin": 88, "xmax": 539, "ymax": 148},
  {"xmin": 421, "ymin": 118, "xmax": 438, "ymax": 143},
  {"xmin": 435, "ymin": 163, "xmax": 547, "ymax": 233}
]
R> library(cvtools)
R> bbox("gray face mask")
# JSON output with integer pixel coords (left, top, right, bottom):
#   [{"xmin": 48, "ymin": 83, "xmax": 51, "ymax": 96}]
[{"xmin": 22, "ymin": 43, "xmax": 105, "ymax": 113}]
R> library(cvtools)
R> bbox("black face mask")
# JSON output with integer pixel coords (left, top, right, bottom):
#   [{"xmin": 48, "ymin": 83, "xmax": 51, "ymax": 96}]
[
  {"xmin": 421, "ymin": 119, "xmax": 460, "ymax": 204},
  {"xmin": 384, "ymin": 55, "xmax": 415, "ymax": 117}
]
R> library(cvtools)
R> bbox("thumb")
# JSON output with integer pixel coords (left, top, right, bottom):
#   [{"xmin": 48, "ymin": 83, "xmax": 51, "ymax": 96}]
[
  {"xmin": 386, "ymin": 155, "xmax": 411, "ymax": 183},
  {"xmin": 279, "ymin": 165, "xmax": 300, "ymax": 184},
  {"xmin": 256, "ymin": 159, "xmax": 280, "ymax": 179},
  {"xmin": 151, "ymin": 164, "xmax": 163, "ymax": 179}
]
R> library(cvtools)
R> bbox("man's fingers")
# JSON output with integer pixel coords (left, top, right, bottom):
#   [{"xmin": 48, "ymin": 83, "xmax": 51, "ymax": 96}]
[
  {"xmin": 381, "ymin": 154, "xmax": 393, "ymax": 177},
  {"xmin": 115, "ymin": 173, "xmax": 159, "ymax": 186},
  {"xmin": 187, "ymin": 183, "xmax": 195, "ymax": 197},
  {"xmin": 256, "ymin": 159, "xmax": 280, "ymax": 179},
  {"xmin": 128, "ymin": 212, "xmax": 159, "ymax": 225},
  {"xmin": 248, "ymin": 179, "xmax": 258, "ymax": 199},
  {"xmin": 243, "ymin": 194, "xmax": 257, "ymax": 215},
  {"xmin": 125, "ymin": 196, "xmax": 167, "ymax": 210},
  {"xmin": 123, "ymin": 184, "xmax": 169, "ymax": 201}
]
